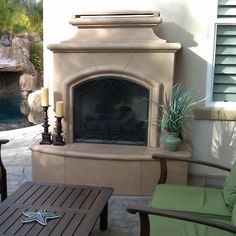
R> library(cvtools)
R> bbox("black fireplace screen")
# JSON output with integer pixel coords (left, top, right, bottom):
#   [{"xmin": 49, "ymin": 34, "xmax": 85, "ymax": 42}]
[{"xmin": 73, "ymin": 76, "xmax": 149, "ymax": 145}]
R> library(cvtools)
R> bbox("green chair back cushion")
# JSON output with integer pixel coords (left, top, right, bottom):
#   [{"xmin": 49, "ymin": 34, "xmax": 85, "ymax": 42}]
[{"xmin": 223, "ymin": 162, "xmax": 236, "ymax": 210}]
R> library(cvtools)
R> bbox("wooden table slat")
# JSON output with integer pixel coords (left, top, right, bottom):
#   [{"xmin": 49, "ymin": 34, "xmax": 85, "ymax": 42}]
[
  {"xmin": 15, "ymin": 220, "xmax": 36, "ymax": 236},
  {"xmin": 61, "ymin": 188, "xmax": 83, "ymax": 208},
  {"xmin": 0, "ymin": 206, "xmax": 17, "ymax": 226},
  {"xmin": 71, "ymin": 188, "xmax": 91, "ymax": 209},
  {"xmin": 51, "ymin": 187, "xmax": 74, "ymax": 207},
  {"xmin": 4, "ymin": 182, "xmax": 35, "ymax": 204},
  {"xmin": 0, "ymin": 205, "xmax": 9, "ymax": 216},
  {"xmin": 14, "ymin": 183, "xmax": 42, "ymax": 205},
  {"xmin": 1, "ymin": 209, "xmax": 25, "ymax": 235},
  {"xmin": 74, "ymin": 188, "xmax": 113, "ymax": 235},
  {"xmin": 23, "ymin": 185, "xmax": 49, "ymax": 206},
  {"xmin": 81, "ymin": 188, "xmax": 100, "ymax": 209},
  {"xmin": 32, "ymin": 185, "xmax": 58, "ymax": 207},
  {"xmin": 61, "ymin": 212, "xmax": 85, "ymax": 236},
  {"xmin": 25, "ymin": 219, "xmax": 45, "ymax": 236},
  {"xmin": 50, "ymin": 212, "xmax": 75, "ymax": 236},
  {"xmin": 41, "ymin": 186, "xmax": 66, "ymax": 207},
  {"xmin": 36, "ymin": 212, "xmax": 65, "ymax": 236}
]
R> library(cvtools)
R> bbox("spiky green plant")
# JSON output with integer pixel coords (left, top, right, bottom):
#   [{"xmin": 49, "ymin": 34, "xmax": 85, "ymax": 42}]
[
  {"xmin": 30, "ymin": 42, "xmax": 43, "ymax": 71},
  {"xmin": 160, "ymin": 83, "xmax": 198, "ymax": 136}
]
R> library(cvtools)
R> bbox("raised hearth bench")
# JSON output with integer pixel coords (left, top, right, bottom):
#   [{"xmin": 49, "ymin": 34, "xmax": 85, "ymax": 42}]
[{"xmin": 30, "ymin": 143, "xmax": 191, "ymax": 195}]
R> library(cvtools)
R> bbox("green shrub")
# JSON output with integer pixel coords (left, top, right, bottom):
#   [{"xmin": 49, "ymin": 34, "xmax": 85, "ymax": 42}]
[{"xmin": 30, "ymin": 42, "xmax": 43, "ymax": 71}]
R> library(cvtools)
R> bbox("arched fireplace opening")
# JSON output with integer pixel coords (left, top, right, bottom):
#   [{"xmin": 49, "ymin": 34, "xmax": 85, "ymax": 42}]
[{"xmin": 73, "ymin": 76, "xmax": 149, "ymax": 145}]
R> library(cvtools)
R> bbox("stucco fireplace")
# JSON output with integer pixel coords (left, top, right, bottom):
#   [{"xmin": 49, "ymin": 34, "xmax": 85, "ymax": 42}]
[{"xmin": 31, "ymin": 11, "xmax": 191, "ymax": 195}]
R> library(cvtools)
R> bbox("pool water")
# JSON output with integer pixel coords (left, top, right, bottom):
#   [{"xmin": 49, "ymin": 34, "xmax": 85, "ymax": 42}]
[{"xmin": 0, "ymin": 95, "xmax": 33, "ymax": 131}]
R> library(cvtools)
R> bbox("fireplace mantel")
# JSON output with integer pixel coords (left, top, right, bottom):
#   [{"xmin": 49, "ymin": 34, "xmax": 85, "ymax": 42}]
[{"xmin": 48, "ymin": 11, "xmax": 180, "ymax": 53}]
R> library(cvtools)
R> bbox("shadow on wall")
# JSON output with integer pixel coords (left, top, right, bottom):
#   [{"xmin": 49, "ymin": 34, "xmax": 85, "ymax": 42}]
[
  {"xmin": 154, "ymin": 21, "xmax": 207, "ymax": 104},
  {"xmin": 188, "ymin": 118, "xmax": 236, "ymax": 176},
  {"xmin": 154, "ymin": 22, "xmax": 198, "ymax": 48},
  {"xmin": 212, "ymin": 120, "xmax": 236, "ymax": 165}
]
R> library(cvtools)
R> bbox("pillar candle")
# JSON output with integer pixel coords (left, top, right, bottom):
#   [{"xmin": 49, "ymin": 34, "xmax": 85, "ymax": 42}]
[
  {"xmin": 56, "ymin": 101, "xmax": 64, "ymax": 117},
  {"xmin": 41, "ymin": 88, "xmax": 49, "ymax": 106}
]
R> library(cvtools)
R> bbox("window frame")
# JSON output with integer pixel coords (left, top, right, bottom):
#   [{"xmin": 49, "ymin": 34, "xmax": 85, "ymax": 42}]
[{"xmin": 206, "ymin": 3, "xmax": 236, "ymax": 108}]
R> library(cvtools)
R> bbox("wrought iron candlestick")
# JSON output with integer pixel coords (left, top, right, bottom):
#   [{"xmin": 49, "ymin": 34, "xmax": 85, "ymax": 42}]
[
  {"xmin": 53, "ymin": 116, "xmax": 65, "ymax": 146},
  {"xmin": 40, "ymin": 106, "xmax": 53, "ymax": 145}
]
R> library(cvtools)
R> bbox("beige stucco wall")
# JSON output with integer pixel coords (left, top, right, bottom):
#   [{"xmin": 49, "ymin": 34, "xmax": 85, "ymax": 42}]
[
  {"xmin": 44, "ymin": 0, "xmax": 235, "ymax": 175},
  {"xmin": 155, "ymin": 0, "xmax": 236, "ymax": 174}
]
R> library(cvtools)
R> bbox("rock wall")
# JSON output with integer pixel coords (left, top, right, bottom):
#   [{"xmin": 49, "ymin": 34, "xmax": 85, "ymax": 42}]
[{"xmin": 0, "ymin": 33, "xmax": 43, "ymax": 125}]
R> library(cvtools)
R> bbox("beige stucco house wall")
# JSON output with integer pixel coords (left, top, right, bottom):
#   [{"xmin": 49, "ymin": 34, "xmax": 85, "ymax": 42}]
[{"xmin": 44, "ymin": 0, "xmax": 236, "ymax": 177}]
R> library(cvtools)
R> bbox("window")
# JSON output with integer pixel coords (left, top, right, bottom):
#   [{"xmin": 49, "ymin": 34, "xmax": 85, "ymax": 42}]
[{"xmin": 212, "ymin": 0, "xmax": 236, "ymax": 102}]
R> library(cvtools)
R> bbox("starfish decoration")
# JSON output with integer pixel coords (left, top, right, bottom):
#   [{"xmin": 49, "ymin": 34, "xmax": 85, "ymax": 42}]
[{"xmin": 22, "ymin": 210, "xmax": 60, "ymax": 226}]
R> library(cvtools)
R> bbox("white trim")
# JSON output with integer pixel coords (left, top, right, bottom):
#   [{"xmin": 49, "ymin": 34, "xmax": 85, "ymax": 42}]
[{"xmin": 205, "ymin": 2, "xmax": 218, "ymax": 107}]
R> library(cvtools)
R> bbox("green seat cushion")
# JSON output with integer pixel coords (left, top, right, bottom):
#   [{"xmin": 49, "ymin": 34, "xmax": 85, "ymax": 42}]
[
  {"xmin": 223, "ymin": 163, "xmax": 236, "ymax": 210},
  {"xmin": 232, "ymin": 203, "xmax": 236, "ymax": 226},
  {"xmin": 149, "ymin": 215, "xmax": 233, "ymax": 236},
  {"xmin": 150, "ymin": 184, "xmax": 231, "ymax": 220}
]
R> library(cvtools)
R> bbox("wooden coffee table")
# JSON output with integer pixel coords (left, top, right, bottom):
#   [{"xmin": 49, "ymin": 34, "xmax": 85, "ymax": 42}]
[{"xmin": 0, "ymin": 181, "xmax": 113, "ymax": 236}]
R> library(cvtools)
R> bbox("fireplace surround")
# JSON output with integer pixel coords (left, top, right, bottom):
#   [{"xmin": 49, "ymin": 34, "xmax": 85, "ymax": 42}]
[
  {"xmin": 31, "ymin": 11, "xmax": 191, "ymax": 195},
  {"xmin": 46, "ymin": 11, "xmax": 182, "ymax": 146}
]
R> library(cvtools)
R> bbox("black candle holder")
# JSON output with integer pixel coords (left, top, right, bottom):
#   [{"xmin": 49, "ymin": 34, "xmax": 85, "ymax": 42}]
[
  {"xmin": 40, "ymin": 105, "xmax": 53, "ymax": 145},
  {"xmin": 53, "ymin": 116, "xmax": 65, "ymax": 146}
]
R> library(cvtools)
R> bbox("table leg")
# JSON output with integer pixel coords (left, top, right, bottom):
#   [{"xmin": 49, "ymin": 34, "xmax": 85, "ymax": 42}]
[{"xmin": 100, "ymin": 203, "xmax": 108, "ymax": 230}]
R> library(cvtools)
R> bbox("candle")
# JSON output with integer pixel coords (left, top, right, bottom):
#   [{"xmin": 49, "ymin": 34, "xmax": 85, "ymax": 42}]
[
  {"xmin": 41, "ymin": 88, "xmax": 49, "ymax": 106},
  {"xmin": 56, "ymin": 101, "xmax": 64, "ymax": 117}
]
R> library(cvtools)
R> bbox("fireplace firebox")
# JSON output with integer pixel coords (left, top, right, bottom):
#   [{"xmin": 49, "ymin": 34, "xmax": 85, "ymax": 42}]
[{"xmin": 73, "ymin": 76, "xmax": 149, "ymax": 145}]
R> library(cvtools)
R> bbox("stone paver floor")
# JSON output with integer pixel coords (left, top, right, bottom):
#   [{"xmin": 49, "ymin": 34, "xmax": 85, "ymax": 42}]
[{"xmin": 0, "ymin": 125, "xmax": 149, "ymax": 236}]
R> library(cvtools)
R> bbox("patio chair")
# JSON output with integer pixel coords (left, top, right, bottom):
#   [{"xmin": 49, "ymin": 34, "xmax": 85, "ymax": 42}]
[
  {"xmin": 127, "ymin": 155, "xmax": 236, "ymax": 236},
  {"xmin": 0, "ymin": 139, "xmax": 9, "ymax": 201}
]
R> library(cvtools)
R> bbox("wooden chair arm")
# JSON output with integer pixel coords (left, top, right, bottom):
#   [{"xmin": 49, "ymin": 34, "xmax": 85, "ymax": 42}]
[
  {"xmin": 152, "ymin": 155, "xmax": 231, "ymax": 184},
  {"xmin": 0, "ymin": 139, "xmax": 9, "ymax": 145},
  {"xmin": 127, "ymin": 205, "xmax": 236, "ymax": 236},
  {"xmin": 0, "ymin": 139, "xmax": 8, "ymax": 201}
]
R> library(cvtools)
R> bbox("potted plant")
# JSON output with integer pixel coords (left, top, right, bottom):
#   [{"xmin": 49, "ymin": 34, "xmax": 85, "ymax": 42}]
[{"xmin": 160, "ymin": 83, "xmax": 198, "ymax": 151}]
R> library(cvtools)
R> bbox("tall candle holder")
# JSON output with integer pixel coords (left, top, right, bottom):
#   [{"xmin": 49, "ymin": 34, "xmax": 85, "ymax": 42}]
[
  {"xmin": 40, "ymin": 105, "xmax": 53, "ymax": 145},
  {"xmin": 53, "ymin": 116, "xmax": 65, "ymax": 146}
]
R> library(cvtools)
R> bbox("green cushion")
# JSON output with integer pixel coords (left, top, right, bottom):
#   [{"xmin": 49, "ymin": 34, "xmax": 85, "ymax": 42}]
[
  {"xmin": 149, "ymin": 215, "xmax": 233, "ymax": 236},
  {"xmin": 223, "ymin": 163, "xmax": 236, "ymax": 210},
  {"xmin": 232, "ymin": 203, "xmax": 236, "ymax": 226},
  {"xmin": 150, "ymin": 184, "xmax": 231, "ymax": 220}
]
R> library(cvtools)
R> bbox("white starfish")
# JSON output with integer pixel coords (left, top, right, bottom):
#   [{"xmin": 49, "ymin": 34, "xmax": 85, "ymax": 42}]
[{"xmin": 22, "ymin": 210, "xmax": 60, "ymax": 225}]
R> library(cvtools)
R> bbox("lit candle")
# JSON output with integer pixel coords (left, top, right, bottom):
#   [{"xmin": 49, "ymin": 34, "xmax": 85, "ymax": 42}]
[
  {"xmin": 41, "ymin": 88, "xmax": 49, "ymax": 106},
  {"xmin": 56, "ymin": 101, "xmax": 64, "ymax": 117}
]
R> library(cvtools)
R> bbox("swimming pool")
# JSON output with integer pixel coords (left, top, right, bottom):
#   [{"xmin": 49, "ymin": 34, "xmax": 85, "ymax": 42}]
[{"xmin": 0, "ymin": 95, "xmax": 33, "ymax": 131}]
